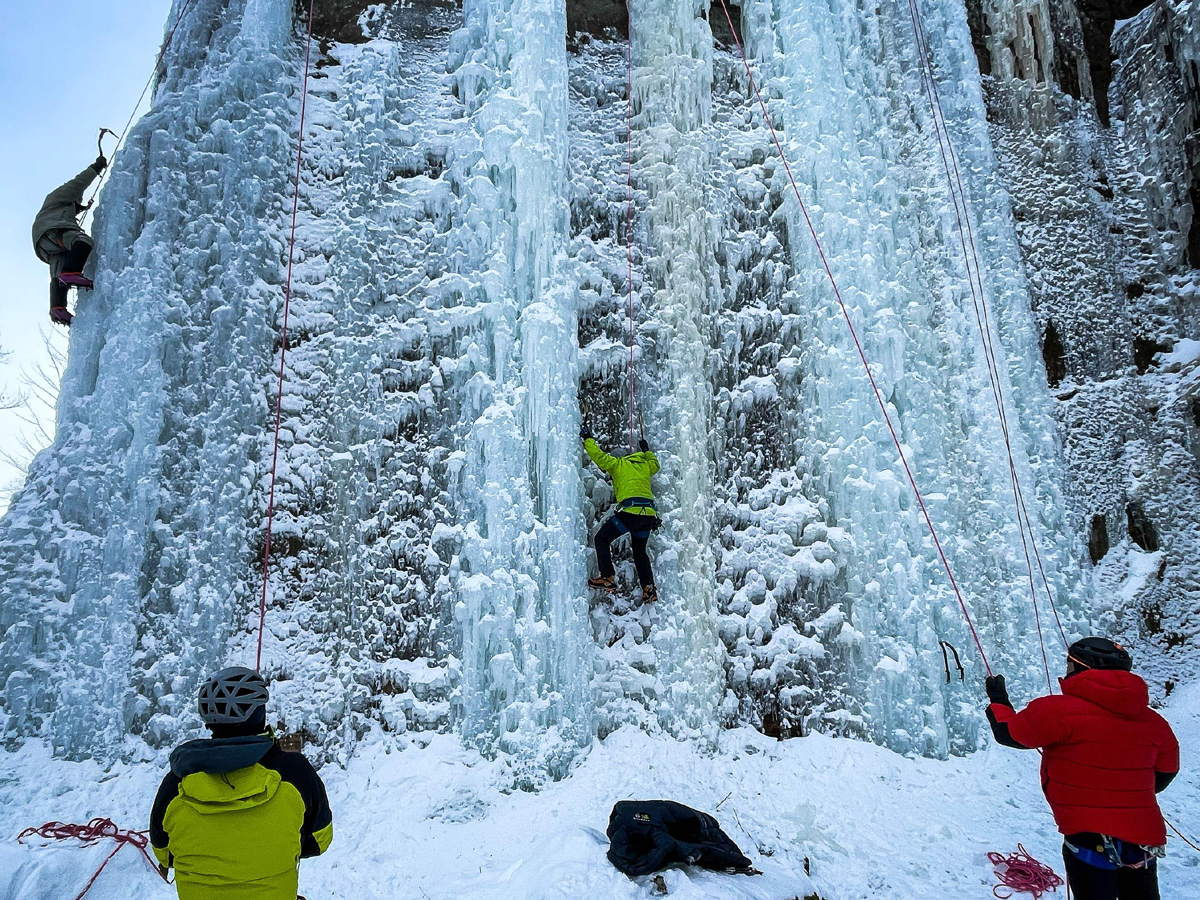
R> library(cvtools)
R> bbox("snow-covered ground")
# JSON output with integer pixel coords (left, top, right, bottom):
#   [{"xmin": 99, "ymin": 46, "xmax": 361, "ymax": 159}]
[{"xmin": 3, "ymin": 681, "xmax": 1199, "ymax": 900}]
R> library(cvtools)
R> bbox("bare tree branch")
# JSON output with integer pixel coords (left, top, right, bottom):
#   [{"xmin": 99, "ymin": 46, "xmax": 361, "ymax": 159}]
[
  {"xmin": 0, "ymin": 343, "xmax": 21, "ymax": 411},
  {"xmin": 0, "ymin": 328, "xmax": 67, "ymax": 509}
]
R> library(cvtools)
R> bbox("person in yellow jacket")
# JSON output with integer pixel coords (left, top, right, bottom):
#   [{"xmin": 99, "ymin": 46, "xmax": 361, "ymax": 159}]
[
  {"xmin": 581, "ymin": 424, "xmax": 661, "ymax": 603},
  {"xmin": 150, "ymin": 667, "xmax": 333, "ymax": 900}
]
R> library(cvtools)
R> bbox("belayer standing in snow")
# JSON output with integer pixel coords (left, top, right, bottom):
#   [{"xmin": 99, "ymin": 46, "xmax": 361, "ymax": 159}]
[
  {"xmin": 985, "ymin": 637, "xmax": 1179, "ymax": 900},
  {"xmin": 150, "ymin": 667, "xmax": 333, "ymax": 899},
  {"xmin": 31, "ymin": 154, "xmax": 107, "ymax": 326},
  {"xmin": 581, "ymin": 423, "xmax": 661, "ymax": 604}
]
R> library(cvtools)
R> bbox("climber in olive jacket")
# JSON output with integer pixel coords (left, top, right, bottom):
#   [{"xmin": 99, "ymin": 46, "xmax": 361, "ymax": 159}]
[
  {"xmin": 32, "ymin": 155, "xmax": 106, "ymax": 325},
  {"xmin": 581, "ymin": 425, "xmax": 661, "ymax": 602},
  {"xmin": 150, "ymin": 667, "xmax": 333, "ymax": 900}
]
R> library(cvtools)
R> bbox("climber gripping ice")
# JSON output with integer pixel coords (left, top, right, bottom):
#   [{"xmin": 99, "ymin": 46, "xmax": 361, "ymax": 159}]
[
  {"xmin": 581, "ymin": 423, "xmax": 661, "ymax": 604},
  {"xmin": 150, "ymin": 667, "xmax": 333, "ymax": 900},
  {"xmin": 31, "ymin": 144, "xmax": 109, "ymax": 326},
  {"xmin": 985, "ymin": 637, "xmax": 1180, "ymax": 900}
]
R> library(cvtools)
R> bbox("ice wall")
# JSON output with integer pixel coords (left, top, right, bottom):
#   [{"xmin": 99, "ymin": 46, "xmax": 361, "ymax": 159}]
[
  {"xmin": 0, "ymin": 0, "xmax": 1107, "ymax": 767},
  {"xmin": 446, "ymin": 0, "xmax": 593, "ymax": 779},
  {"xmin": 722, "ymin": 0, "xmax": 1082, "ymax": 750},
  {"xmin": 631, "ymin": 0, "xmax": 725, "ymax": 739},
  {"xmin": 0, "ymin": 0, "xmax": 297, "ymax": 754},
  {"xmin": 974, "ymin": 0, "xmax": 1200, "ymax": 692}
]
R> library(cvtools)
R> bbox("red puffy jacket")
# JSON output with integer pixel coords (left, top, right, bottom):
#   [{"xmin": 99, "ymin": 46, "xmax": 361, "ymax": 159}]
[{"xmin": 989, "ymin": 669, "xmax": 1179, "ymax": 845}]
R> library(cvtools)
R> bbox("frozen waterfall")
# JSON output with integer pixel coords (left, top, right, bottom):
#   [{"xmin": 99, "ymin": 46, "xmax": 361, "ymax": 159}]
[{"xmin": 0, "ymin": 0, "xmax": 1083, "ymax": 770}]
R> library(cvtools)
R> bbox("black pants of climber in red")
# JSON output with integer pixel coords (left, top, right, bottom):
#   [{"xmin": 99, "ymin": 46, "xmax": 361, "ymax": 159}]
[{"xmin": 1063, "ymin": 845, "xmax": 1159, "ymax": 900}]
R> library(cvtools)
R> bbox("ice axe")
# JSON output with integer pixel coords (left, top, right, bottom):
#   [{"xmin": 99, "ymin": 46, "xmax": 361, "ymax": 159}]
[
  {"xmin": 97, "ymin": 127, "xmax": 117, "ymax": 158},
  {"xmin": 940, "ymin": 640, "xmax": 964, "ymax": 683},
  {"xmin": 79, "ymin": 129, "xmax": 118, "ymax": 216}
]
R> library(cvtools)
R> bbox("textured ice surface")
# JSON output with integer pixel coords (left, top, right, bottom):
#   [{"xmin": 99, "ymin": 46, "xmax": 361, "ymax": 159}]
[{"xmin": 0, "ymin": 0, "xmax": 1143, "ymax": 771}]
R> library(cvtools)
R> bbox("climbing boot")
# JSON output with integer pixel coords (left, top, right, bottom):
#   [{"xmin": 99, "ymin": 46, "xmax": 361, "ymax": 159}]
[
  {"xmin": 641, "ymin": 584, "xmax": 658, "ymax": 604},
  {"xmin": 588, "ymin": 575, "xmax": 617, "ymax": 592},
  {"xmin": 57, "ymin": 272, "xmax": 94, "ymax": 289},
  {"xmin": 49, "ymin": 306, "xmax": 73, "ymax": 327}
]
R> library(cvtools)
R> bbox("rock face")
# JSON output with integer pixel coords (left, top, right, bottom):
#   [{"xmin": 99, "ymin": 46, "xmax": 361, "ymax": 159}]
[
  {"xmin": 0, "ymin": 0, "xmax": 1196, "ymax": 769},
  {"xmin": 1076, "ymin": 0, "xmax": 1156, "ymax": 124},
  {"xmin": 970, "ymin": 0, "xmax": 1200, "ymax": 691}
]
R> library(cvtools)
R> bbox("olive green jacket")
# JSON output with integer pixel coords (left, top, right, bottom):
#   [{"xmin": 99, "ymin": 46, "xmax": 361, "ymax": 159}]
[
  {"xmin": 32, "ymin": 164, "xmax": 101, "ymax": 254},
  {"xmin": 584, "ymin": 438, "xmax": 659, "ymax": 516}
]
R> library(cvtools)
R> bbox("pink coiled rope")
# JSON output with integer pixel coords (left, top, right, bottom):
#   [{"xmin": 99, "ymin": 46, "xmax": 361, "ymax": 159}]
[
  {"xmin": 988, "ymin": 844, "xmax": 1065, "ymax": 899},
  {"xmin": 17, "ymin": 818, "xmax": 169, "ymax": 900}
]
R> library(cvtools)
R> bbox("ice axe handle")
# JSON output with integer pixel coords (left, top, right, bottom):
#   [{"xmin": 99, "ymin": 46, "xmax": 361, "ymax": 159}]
[{"xmin": 98, "ymin": 128, "xmax": 117, "ymax": 156}]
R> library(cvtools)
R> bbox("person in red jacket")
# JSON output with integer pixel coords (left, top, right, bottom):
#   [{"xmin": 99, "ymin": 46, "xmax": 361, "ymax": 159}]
[{"xmin": 986, "ymin": 637, "xmax": 1180, "ymax": 900}]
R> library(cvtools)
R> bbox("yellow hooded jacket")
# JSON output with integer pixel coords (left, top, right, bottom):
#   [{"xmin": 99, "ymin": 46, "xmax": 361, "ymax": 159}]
[
  {"xmin": 584, "ymin": 438, "xmax": 659, "ymax": 517},
  {"xmin": 150, "ymin": 735, "xmax": 332, "ymax": 900}
]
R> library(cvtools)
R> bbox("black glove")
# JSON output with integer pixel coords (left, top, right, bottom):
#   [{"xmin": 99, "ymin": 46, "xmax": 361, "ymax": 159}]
[
  {"xmin": 638, "ymin": 439, "xmax": 649, "ymax": 452},
  {"xmin": 94, "ymin": 154, "xmax": 108, "ymax": 172},
  {"xmin": 985, "ymin": 674, "xmax": 1011, "ymax": 706},
  {"xmin": 580, "ymin": 424, "xmax": 592, "ymax": 441}
]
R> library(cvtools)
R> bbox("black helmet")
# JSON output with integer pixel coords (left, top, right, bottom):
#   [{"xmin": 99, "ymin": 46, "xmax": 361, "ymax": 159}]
[
  {"xmin": 1068, "ymin": 637, "xmax": 1133, "ymax": 672},
  {"xmin": 198, "ymin": 666, "xmax": 269, "ymax": 726}
]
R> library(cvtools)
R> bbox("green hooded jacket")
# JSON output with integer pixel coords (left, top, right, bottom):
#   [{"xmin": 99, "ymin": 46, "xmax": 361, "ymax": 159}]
[
  {"xmin": 584, "ymin": 438, "xmax": 659, "ymax": 517},
  {"xmin": 31, "ymin": 164, "xmax": 101, "ymax": 257},
  {"xmin": 150, "ymin": 734, "xmax": 333, "ymax": 900}
]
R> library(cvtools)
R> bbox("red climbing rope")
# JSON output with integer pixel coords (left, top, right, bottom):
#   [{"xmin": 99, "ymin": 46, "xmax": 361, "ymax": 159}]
[
  {"xmin": 1167, "ymin": 816, "xmax": 1200, "ymax": 854},
  {"xmin": 257, "ymin": 0, "xmax": 317, "ymax": 672},
  {"xmin": 84, "ymin": 0, "xmax": 198, "ymax": 216},
  {"xmin": 17, "ymin": 819, "xmax": 169, "ymax": 900},
  {"xmin": 988, "ymin": 844, "xmax": 1065, "ymax": 899},
  {"xmin": 904, "ymin": 0, "xmax": 1068, "ymax": 674},
  {"xmin": 714, "ymin": 0, "xmax": 992, "ymax": 673},
  {"xmin": 625, "ymin": 10, "xmax": 638, "ymax": 453}
]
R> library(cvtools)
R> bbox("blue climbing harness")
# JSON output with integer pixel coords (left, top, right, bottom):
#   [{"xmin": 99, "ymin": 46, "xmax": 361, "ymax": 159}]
[
  {"xmin": 613, "ymin": 498, "xmax": 657, "ymax": 539},
  {"xmin": 1065, "ymin": 835, "xmax": 1162, "ymax": 871}
]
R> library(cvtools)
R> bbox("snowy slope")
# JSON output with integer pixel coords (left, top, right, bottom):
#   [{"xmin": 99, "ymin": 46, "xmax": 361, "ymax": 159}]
[{"xmin": 3, "ymin": 679, "xmax": 1200, "ymax": 899}]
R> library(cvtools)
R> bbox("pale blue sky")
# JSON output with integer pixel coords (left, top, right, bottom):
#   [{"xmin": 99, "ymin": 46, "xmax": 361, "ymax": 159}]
[{"xmin": 0, "ymin": 0, "xmax": 173, "ymax": 507}]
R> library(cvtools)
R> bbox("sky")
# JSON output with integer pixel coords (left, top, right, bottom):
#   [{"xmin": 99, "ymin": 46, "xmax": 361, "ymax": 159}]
[{"xmin": 0, "ymin": 0, "xmax": 173, "ymax": 511}]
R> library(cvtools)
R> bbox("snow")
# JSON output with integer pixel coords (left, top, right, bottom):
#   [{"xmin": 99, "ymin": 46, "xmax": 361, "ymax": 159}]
[{"xmin": 4, "ymin": 678, "xmax": 1200, "ymax": 899}]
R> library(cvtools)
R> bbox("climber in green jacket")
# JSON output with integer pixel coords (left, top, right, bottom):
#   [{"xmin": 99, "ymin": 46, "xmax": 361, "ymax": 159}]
[
  {"xmin": 581, "ymin": 424, "xmax": 661, "ymax": 603},
  {"xmin": 31, "ymin": 155, "xmax": 107, "ymax": 326},
  {"xmin": 150, "ymin": 667, "xmax": 333, "ymax": 900}
]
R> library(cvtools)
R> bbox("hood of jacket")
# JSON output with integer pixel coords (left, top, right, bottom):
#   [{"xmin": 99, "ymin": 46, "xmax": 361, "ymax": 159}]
[
  {"xmin": 619, "ymin": 451, "xmax": 656, "ymax": 466},
  {"xmin": 1061, "ymin": 668, "xmax": 1150, "ymax": 718},
  {"xmin": 170, "ymin": 734, "xmax": 274, "ymax": 778},
  {"xmin": 169, "ymin": 734, "xmax": 279, "ymax": 813}
]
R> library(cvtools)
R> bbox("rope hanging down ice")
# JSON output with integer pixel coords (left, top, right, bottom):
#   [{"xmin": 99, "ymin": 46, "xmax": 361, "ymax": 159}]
[
  {"xmin": 713, "ymin": 0, "xmax": 992, "ymax": 673},
  {"xmin": 257, "ymin": 0, "xmax": 318, "ymax": 671},
  {"xmin": 625, "ymin": 7, "xmax": 639, "ymax": 453},
  {"xmin": 904, "ymin": 0, "xmax": 1067, "ymax": 691}
]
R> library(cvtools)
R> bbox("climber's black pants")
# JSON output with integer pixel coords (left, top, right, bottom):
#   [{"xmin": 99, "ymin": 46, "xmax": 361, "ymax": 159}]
[
  {"xmin": 1063, "ymin": 844, "xmax": 1159, "ymax": 900},
  {"xmin": 594, "ymin": 512, "xmax": 655, "ymax": 587},
  {"xmin": 38, "ymin": 228, "xmax": 93, "ymax": 309}
]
